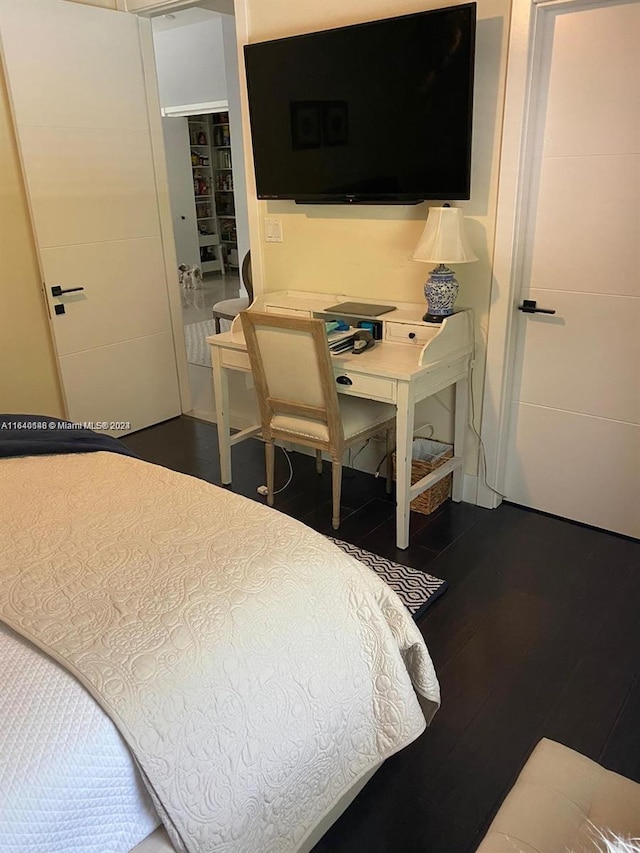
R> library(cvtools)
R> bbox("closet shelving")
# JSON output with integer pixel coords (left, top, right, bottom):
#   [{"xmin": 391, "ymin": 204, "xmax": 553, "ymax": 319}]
[
  {"xmin": 188, "ymin": 116, "xmax": 224, "ymax": 274},
  {"xmin": 211, "ymin": 112, "xmax": 238, "ymax": 270}
]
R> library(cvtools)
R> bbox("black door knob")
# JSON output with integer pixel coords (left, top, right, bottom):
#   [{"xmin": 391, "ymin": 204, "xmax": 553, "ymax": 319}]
[
  {"xmin": 518, "ymin": 299, "xmax": 555, "ymax": 315},
  {"xmin": 51, "ymin": 285, "xmax": 85, "ymax": 297}
]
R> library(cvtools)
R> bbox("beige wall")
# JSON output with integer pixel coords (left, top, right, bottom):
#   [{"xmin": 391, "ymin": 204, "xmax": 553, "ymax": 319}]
[
  {"xmin": 244, "ymin": 0, "xmax": 511, "ymax": 476},
  {"xmin": 0, "ymin": 62, "xmax": 64, "ymax": 417},
  {"xmin": 0, "ymin": 0, "xmax": 511, "ymax": 472}
]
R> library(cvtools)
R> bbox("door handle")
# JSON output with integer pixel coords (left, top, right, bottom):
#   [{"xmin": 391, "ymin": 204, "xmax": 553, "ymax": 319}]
[
  {"xmin": 51, "ymin": 285, "xmax": 85, "ymax": 297},
  {"xmin": 518, "ymin": 299, "xmax": 555, "ymax": 315}
]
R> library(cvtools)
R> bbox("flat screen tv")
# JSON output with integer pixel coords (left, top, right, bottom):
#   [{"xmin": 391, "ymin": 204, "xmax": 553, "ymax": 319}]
[{"xmin": 243, "ymin": 3, "xmax": 476, "ymax": 204}]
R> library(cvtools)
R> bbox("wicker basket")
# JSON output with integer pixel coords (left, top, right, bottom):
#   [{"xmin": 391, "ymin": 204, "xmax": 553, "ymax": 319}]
[{"xmin": 393, "ymin": 439, "xmax": 453, "ymax": 515}]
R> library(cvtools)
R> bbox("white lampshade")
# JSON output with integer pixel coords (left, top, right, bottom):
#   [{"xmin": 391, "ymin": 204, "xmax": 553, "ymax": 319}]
[{"xmin": 411, "ymin": 206, "xmax": 478, "ymax": 265}]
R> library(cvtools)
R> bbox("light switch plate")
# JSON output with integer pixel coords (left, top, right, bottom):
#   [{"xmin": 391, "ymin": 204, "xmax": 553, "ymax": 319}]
[{"xmin": 264, "ymin": 217, "xmax": 283, "ymax": 242}]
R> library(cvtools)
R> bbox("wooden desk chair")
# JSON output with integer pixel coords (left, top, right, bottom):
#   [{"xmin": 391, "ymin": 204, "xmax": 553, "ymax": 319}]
[
  {"xmin": 212, "ymin": 251, "xmax": 253, "ymax": 334},
  {"xmin": 240, "ymin": 311, "xmax": 395, "ymax": 529}
]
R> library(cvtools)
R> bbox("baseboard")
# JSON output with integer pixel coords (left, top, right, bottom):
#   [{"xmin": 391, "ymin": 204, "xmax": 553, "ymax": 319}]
[
  {"xmin": 189, "ymin": 408, "xmax": 216, "ymax": 424},
  {"xmin": 462, "ymin": 473, "xmax": 479, "ymax": 505},
  {"xmin": 189, "ymin": 407, "xmax": 260, "ymax": 433}
]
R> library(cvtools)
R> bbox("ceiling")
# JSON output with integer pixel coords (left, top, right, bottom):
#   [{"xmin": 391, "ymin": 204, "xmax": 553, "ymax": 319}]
[
  {"xmin": 198, "ymin": 0, "xmax": 234, "ymax": 13},
  {"xmin": 151, "ymin": 2, "xmax": 233, "ymax": 32}
]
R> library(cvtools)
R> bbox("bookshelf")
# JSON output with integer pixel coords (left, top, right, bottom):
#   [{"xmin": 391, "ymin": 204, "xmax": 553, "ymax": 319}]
[
  {"xmin": 188, "ymin": 116, "xmax": 224, "ymax": 275},
  {"xmin": 211, "ymin": 112, "xmax": 238, "ymax": 270}
]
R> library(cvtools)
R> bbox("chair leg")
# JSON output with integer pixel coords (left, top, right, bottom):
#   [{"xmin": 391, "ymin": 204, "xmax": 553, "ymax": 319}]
[
  {"xmin": 386, "ymin": 428, "xmax": 394, "ymax": 495},
  {"xmin": 265, "ymin": 441, "xmax": 275, "ymax": 506},
  {"xmin": 214, "ymin": 315, "xmax": 221, "ymax": 335},
  {"xmin": 331, "ymin": 457, "xmax": 342, "ymax": 530},
  {"xmin": 315, "ymin": 449, "xmax": 323, "ymax": 474}
]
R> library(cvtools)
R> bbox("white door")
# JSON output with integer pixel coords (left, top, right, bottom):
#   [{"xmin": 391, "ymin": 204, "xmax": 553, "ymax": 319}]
[
  {"xmin": 0, "ymin": 0, "xmax": 181, "ymax": 434},
  {"xmin": 161, "ymin": 116, "xmax": 200, "ymax": 270},
  {"xmin": 504, "ymin": 0, "xmax": 640, "ymax": 537}
]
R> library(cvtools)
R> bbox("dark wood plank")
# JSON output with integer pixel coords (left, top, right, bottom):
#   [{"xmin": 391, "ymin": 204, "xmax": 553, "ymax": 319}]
[
  {"xmin": 600, "ymin": 674, "xmax": 640, "ymax": 781},
  {"xmin": 412, "ymin": 499, "xmax": 490, "ymax": 552},
  {"xmin": 298, "ymin": 498, "xmax": 392, "ymax": 539},
  {"xmin": 537, "ymin": 534, "xmax": 640, "ymax": 766}
]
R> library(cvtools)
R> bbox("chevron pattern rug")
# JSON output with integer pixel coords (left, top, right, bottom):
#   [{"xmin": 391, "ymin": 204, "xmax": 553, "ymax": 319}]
[{"xmin": 329, "ymin": 538, "xmax": 447, "ymax": 620}]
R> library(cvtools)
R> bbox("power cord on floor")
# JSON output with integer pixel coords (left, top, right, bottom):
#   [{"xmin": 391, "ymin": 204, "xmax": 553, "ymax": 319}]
[
  {"xmin": 344, "ymin": 438, "xmax": 372, "ymax": 478},
  {"xmin": 256, "ymin": 446, "xmax": 294, "ymax": 497},
  {"xmin": 374, "ymin": 451, "xmax": 389, "ymax": 478}
]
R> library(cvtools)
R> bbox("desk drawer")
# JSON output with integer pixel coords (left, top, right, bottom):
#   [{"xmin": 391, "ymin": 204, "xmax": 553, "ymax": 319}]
[
  {"xmin": 333, "ymin": 369, "xmax": 396, "ymax": 404},
  {"xmin": 385, "ymin": 321, "xmax": 434, "ymax": 345},
  {"xmin": 220, "ymin": 349, "xmax": 251, "ymax": 371}
]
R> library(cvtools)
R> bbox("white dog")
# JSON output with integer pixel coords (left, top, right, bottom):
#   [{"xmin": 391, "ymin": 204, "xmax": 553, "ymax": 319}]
[{"xmin": 178, "ymin": 264, "xmax": 204, "ymax": 290}]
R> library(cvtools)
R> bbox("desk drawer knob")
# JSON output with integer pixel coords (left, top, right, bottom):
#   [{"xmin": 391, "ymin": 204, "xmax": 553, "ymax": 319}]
[
  {"xmin": 336, "ymin": 375, "xmax": 353, "ymax": 386},
  {"xmin": 408, "ymin": 332, "xmax": 416, "ymax": 339}
]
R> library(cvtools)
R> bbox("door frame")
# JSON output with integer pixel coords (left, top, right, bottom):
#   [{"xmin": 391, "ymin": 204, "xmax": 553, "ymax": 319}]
[
  {"xmin": 133, "ymin": 0, "xmax": 264, "ymax": 302},
  {"xmin": 477, "ymin": 0, "xmax": 615, "ymax": 509},
  {"xmin": 138, "ymin": 17, "xmax": 192, "ymax": 413},
  {"xmin": 135, "ymin": 0, "xmax": 265, "ymax": 423}
]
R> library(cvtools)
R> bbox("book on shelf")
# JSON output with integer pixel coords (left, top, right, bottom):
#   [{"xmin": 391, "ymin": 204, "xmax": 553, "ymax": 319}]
[
  {"xmin": 215, "ymin": 174, "xmax": 234, "ymax": 191},
  {"xmin": 213, "ymin": 125, "xmax": 231, "ymax": 147}
]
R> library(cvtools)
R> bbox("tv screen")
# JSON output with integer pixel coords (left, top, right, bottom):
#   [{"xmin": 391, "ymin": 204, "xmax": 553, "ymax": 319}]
[{"xmin": 244, "ymin": 3, "xmax": 476, "ymax": 204}]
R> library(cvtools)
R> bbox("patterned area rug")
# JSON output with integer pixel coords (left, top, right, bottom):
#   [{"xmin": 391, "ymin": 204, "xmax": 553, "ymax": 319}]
[
  {"xmin": 184, "ymin": 319, "xmax": 215, "ymax": 368},
  {"xmin": 329, "ymin": 537, "xmax": 447, "ymax": 620}
]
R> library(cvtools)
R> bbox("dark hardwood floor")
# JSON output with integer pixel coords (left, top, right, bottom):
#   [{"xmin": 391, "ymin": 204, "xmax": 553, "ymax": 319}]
[{"xmin": 122, "ymin": 416, "xmax": 640, "ymax": 853}]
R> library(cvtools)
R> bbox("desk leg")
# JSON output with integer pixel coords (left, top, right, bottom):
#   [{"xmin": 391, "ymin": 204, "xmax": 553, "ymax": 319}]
[
  {"xmin": 452, "ymin": 376, "xmax": 469, "ymax": 502},
  {"xmin": 395, "ymin": 382, "xmax": 415, "ymax": 550},
  {"xmin": 211, "ymin": 347, "xmax": 232, "ymax": 485}
]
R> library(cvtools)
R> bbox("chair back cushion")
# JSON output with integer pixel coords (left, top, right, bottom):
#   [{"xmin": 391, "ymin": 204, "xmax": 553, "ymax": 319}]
[{"xmin": 240, "ymin": 312, "xmax": 342, "ymax": 446}]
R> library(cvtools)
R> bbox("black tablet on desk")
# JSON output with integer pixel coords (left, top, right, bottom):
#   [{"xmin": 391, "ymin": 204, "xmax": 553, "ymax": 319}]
[{"xmin": 326, "ymin": 302, "xmax": 396, "ymax": 317}]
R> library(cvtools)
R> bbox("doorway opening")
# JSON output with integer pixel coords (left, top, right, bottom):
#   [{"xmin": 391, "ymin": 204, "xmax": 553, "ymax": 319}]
[{"xmin": 150, "ymin": 5, "xmax": 250, "ymax": 421}]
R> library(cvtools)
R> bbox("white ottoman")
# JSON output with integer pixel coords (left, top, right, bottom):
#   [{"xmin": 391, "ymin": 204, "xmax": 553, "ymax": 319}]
[{"xmin": 476, "ymin": 738, "xmax": 640, "ymax": 852}]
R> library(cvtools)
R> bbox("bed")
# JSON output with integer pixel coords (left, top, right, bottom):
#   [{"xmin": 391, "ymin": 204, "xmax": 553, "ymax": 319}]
[{"xmin": 0, "ymin": 416, "xmax": 440, "ymax": 853}]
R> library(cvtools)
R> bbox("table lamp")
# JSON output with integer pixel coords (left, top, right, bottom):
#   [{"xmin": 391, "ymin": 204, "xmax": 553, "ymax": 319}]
[{"xmin": 411, "ymin": 204, "xmax": 477, "ymax": 322}]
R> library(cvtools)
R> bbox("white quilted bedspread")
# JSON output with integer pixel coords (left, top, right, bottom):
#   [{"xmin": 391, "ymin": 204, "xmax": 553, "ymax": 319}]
[
  {"xmin": 0, "ymin": 622, "xmax": 160, "ymax": 853},
  {"xmin": 0, "ymin": 452, "xmax": 440, "ymax": 853}
]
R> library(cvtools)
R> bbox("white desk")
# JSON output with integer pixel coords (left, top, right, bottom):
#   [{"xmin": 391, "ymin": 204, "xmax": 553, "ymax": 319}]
[{"xmin": 207, "ymin": 291, "xmax": 473, "ymax": 550}]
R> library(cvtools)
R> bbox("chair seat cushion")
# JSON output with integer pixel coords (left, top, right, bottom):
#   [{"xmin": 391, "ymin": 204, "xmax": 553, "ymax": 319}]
[
  {"xmin": 212, "ymin": 297, "xmax": 250, "ymax": 320},
  {"xmin": 476, "ymin": 738, "xmax": 640, "ymax": 853},
  {"xmin": 272, "ymin": 396, "xmax": 395, "ymax": 443}
]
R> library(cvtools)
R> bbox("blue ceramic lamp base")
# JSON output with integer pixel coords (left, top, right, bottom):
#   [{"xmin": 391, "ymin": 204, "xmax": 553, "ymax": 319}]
[{"xmin": 423, "ymin": 263, "xmax": 459, "ymax": 323}]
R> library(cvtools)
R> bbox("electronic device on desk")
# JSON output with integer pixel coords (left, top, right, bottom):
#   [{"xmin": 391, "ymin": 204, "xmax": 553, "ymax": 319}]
[
  {"xmin": 322, "ymin": 315, "xmax": 384, "ymax": 340},
  {"xmin": 325, "ymin": 302, "xmax": 396, "ymax": 318},
  {"xmin": 356, "ymin": 320, "xmax": 381, "ymax": 340}
]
